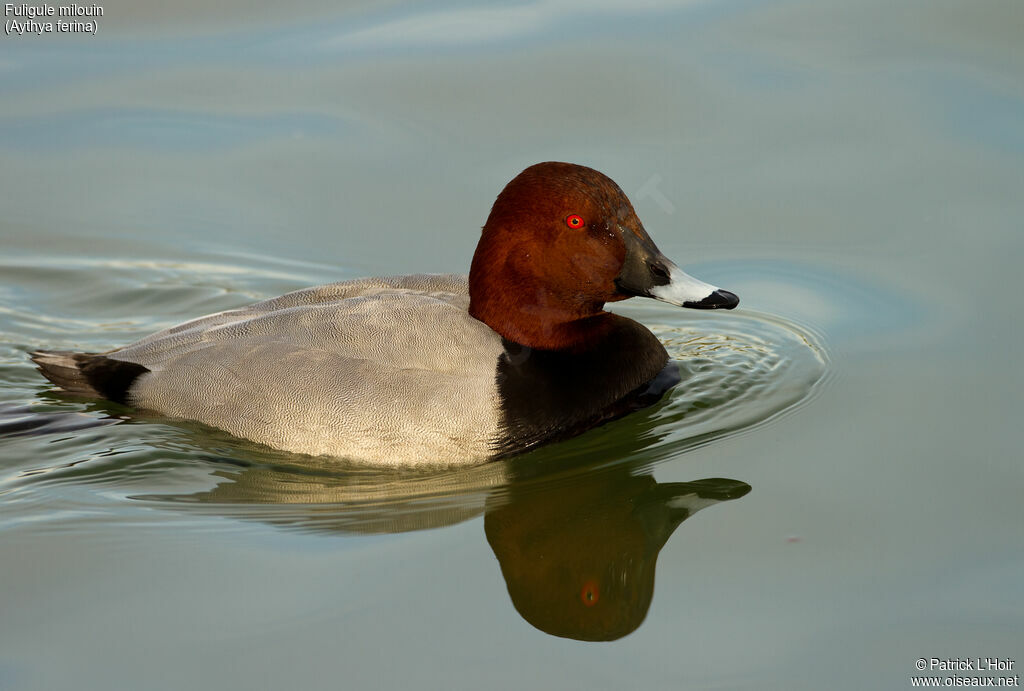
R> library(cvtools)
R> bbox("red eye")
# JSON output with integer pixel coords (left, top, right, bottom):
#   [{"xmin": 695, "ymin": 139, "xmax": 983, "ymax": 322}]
[
  {"xmin": 580, "ymin": 579, "xmax": 600, "ymax": 607},
  {"xmin": 565, "ymin": 214, "xmax": 584, "ymax": 229}
]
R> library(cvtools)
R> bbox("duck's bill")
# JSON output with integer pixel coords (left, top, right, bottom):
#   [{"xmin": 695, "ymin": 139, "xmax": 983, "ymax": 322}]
[
  {"xmin": 649, "ymin": 262, "xmax": 740, "ymax": 310},
  {"xmin": 614, "ymin": 227, "xmax": 739, "ymax": 310}
]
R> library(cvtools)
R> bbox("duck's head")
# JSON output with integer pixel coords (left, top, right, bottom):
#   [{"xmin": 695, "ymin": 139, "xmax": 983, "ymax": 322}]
[{"xmin": 469, "ymin": 161, "xmax": 738, "ymax": 350}]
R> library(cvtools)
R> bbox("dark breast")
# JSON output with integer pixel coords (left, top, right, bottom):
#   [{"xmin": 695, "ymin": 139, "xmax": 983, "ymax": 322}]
[{"xmin": 492, "ymin": 315, "xmax": 676, "ymax": 456}]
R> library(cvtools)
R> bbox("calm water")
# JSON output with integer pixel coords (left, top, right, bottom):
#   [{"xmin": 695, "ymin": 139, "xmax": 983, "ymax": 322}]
[{"xmin": 2, "ymin": 0, "xmax": 1022, "ymax": 689}]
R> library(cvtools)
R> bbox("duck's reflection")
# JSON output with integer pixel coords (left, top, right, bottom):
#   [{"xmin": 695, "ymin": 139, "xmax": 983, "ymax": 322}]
[
  {"xmin": 183, "ymin": 456, "xmax": 510, "ymax": 534},
  {"xmin": 161, "ymin": 458, "xmax": 749, "ymax": 642},
  {"xmin": 485, "ymin": 471, "xmax": 749, "ymax": 641}
]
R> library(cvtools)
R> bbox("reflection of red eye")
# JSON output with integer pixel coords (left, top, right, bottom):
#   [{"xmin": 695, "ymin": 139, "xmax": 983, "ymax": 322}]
[
  {"xmin": 566, "ymin": 214, "xmax": 584, "ymax": 229},
  {"xmin": 580, "ymin": 580, "xmax": 600, "ymax": 607}
]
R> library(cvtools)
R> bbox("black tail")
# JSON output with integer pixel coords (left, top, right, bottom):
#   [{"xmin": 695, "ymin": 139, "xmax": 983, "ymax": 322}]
[{"xmin": 31, "ymin": 350, "xmax": 149, "ymax": 405}]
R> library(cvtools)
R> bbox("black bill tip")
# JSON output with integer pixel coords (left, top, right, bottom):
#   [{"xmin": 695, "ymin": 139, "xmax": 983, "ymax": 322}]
[{"xmin": 682, "ymin": 289, "xmax": 740, "ymax": 310}]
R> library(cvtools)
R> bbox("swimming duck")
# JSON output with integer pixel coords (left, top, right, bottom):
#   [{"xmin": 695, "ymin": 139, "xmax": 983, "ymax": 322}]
[{"xmin": 32, "ymin": 162, "xmax": 738, "ymax": 465}]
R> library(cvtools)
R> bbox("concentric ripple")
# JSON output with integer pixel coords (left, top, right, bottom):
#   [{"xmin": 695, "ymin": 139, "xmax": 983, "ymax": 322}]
[{"xmin": 651, "ymin": 302, "xmax": 828, "ymax": 451}]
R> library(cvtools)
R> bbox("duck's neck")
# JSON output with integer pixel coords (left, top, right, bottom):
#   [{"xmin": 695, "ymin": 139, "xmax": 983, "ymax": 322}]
[{"xmin": 469, "ymin": 290, "xmax": 615, "ymax": 352}]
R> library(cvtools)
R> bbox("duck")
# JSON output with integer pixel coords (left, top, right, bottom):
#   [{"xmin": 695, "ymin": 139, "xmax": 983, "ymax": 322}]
[{"xmin": 31, "ymin": 162, "xmax": 738, "ymax": 466}]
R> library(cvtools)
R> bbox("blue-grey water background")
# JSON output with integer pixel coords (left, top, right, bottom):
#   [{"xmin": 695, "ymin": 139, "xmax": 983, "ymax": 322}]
[{"xmin": 1, "ymin": 0, "xmax": 1022, "ymax": 689}]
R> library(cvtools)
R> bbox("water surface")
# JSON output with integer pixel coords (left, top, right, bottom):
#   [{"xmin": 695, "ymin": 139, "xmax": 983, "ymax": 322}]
[{"xmin": 1, "ymin": 0, "xmax": 1022, "ymax": 689}]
